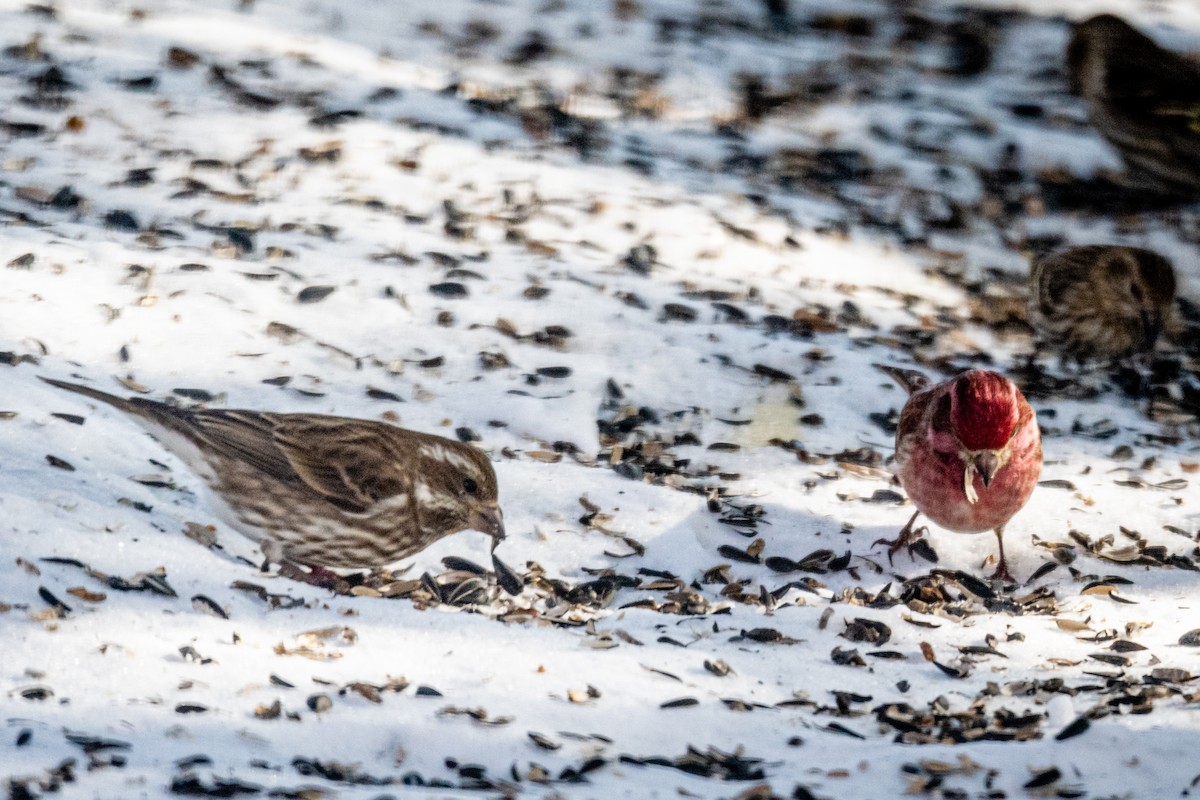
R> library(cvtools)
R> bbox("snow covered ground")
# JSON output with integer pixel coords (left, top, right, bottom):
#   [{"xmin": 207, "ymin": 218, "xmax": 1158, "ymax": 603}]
[{"xmin": 2, "ymin": 0, "xmax": 1200, "ymax": 797}]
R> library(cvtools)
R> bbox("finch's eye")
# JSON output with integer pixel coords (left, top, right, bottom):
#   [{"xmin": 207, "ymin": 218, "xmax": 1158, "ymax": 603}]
[
  {"xmin": 462, "ymin": 477, "xmax": 478, "ymax": 495},
  {"xmin": 1130, "ymin": 282, "xmax": 1144, "ymax": 301}
]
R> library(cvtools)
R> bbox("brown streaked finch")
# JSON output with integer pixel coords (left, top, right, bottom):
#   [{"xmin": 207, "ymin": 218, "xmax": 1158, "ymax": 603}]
[
  {"xmin": 1029, "ymin": 245, "xmax": 1176, "ymax": 364},
  {"xmin": 40, "ymin": 376, "xmax": 504, "ymax": 584},
  {"xmin": 1067, "ymin": 14, "xmax": 1200, "ymax": 195},
  {"xmin": 874, "ymin": 366, "xmax": 1042, "ymax": 582}
]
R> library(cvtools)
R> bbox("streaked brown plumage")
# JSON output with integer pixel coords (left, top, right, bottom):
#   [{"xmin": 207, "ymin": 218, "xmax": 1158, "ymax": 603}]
[
  {"xmin": 1067, "ymin": 14, "xmax": 1200, "ymax": 194},
  {"xmin": 41, "ymin": 377, "xmax": 504, "ymax": 573},
  {"xmin": 1029, "ymin": 245, "xmax": 1175, "ymax": 363}
]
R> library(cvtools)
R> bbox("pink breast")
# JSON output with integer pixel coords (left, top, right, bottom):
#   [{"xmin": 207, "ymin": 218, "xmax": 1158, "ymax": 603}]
[{"xmin": 899, "ymin": 444, "xmax": 1040, "ymax": 533}]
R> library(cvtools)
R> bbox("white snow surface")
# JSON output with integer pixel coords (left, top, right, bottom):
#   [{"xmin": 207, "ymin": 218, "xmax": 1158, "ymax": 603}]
[{"xmin": 0, "ymin": 0, "xmax": 1199, "ymax": 798}]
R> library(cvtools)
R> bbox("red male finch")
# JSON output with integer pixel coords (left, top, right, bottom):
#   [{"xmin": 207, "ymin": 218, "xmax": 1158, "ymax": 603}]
[
  {"xmin": 40, "ymin": 376, "xmax": 504, "ymax": 585},
  {"xmin": 874, "ymin": 366, "xmax": 1042, "ymax": 581}
]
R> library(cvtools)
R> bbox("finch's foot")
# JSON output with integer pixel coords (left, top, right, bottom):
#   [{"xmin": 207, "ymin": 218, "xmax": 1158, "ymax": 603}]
[
  {"xmin": 260, "ymin": 539, "xmax": 349, "ymax": 591},
  {"xmin": 873, "ymin": 510, "xmax": 923, "ymax": 565},
  {"xmin": 276, "ymin": 560, "xmax": 350, "ymax": 592},
  {"xmin": 988, "ymin": 560, "xmax": 1014, "ymax": 583},
  {"xmin": 302, "ymin": 564, "xmax": 347, "ymax": 590},
  {"xmin": 988, "ymin": 527, "xmax": 1014, "ymax": 583}
]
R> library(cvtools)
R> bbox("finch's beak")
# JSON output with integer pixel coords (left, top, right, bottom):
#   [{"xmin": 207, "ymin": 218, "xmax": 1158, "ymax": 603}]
[
  {"xmin": 974, "ymin": 452, "xmax": 1000, "ymax": 488},
  {"xmin": 472, "ymin": 502, "xmax": 506, "ymax": 547}
]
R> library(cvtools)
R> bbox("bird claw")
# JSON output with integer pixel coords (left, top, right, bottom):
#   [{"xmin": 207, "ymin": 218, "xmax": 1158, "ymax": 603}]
[
  {"xmin": 871, "ymin": 535, "xmax": 906, "ymax": 565},
  {"xmin": 275, "ymin": 560, "xmax": 350, "ymax": 592},
  {"xmin": 873, "ymin": 518, "xmax": 926, "ymax": 566},
  {"xmin": 302, "ymin": 564, "xmax": 347, "ymax": 589},
  {"xmin": 988, "ymin": 562, "xmax": 1015, "ymax": 584}
]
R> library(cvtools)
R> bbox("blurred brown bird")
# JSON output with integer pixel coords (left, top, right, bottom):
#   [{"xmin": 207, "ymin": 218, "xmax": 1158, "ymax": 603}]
[
  {"xmin": 1029, "ymin": 245, "xmax": 1175, "ymax": 364},
  {"xmin": 41, "ymin": 377, "xmax": 504, "ymax": 579},
  {"xmin": 1067, "ymin": 14, "xmax": 1200, "ymax": 194}
]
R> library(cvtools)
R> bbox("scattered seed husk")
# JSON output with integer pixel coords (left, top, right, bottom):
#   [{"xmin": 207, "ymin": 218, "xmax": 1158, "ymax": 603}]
[
  {"xmin": 1179, "ymin": 629, "xmax": 1200, "ymax": 647},
  {"xmin": 191, "ymin": 594, "xmax": 228, "ymax": 618},
  {"xmin": 704, "ymin": 659, "xmax": 732, "ymax": 677},
  {"xmin": 660, "ymin": 697, "xmax": 698, "ymax": 709}
]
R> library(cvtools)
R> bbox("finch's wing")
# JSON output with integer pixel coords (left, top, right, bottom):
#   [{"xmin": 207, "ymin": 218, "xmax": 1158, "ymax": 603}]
[
  {"xmin": 176, "ymin": 409, "xmax": 301, "ymax": 482},
  {"xmin": 895, "ymin": 383, "xmax": 947, "ymax": 449},
  {"xmin": 267, "ymin": 416, "xmax": 412, "ymax": 514}
]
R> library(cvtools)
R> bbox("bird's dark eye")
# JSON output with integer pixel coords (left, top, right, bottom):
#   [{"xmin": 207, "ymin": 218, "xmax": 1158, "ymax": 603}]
[
  {"xmin": 462, "ymin": 477, "xmax": 478, "ymax": 495},
  {"xmin": 1130, "ymin": 282, "xmax": 1144, "ymax": 301}
]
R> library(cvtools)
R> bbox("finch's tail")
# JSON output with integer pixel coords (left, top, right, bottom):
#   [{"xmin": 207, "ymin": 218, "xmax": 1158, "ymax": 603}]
[
  {"xmin": 873, "ymin": 364, "xmax": 932, "ymax": 397},
  {"xmin": 39, "ymin": 376, "xmax": 139, "ymax": 413}
]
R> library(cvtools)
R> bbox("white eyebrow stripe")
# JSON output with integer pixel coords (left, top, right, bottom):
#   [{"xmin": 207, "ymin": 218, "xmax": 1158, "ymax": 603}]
[{"xmin": 418, "ymin": 443, "xmax": 474, "ymax": 472}]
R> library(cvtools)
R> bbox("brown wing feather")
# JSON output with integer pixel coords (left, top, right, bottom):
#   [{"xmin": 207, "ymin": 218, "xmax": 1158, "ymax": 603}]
[
  {"xmin": 177, "ymin": 410, "xmax": 303, "ymax": 484},
  {"xmin": 895, "ymin": 385, "xmax": 937, "ymax": 455},
  {"xmin": 269, "ymin": 417, "xmax": 412, "ymax": 514},
  {"xmin": 875, "ymin": 364, "xmax": 932, "ymax": 397},
  {"xmin": 131, "ymin": 404, "xmax": 414, "ymax": 514},
  {"xmin": 38, "ymin": 377, "xmax": 306, "ymax": 484}
]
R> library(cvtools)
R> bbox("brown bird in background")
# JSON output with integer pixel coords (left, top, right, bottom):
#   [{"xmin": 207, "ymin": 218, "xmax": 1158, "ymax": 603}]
[
  {"xmin": 1067, "ymin": 14, "xmax": 1200, "ymax": 195},
  {"xmin": 41, "ymin": 377, "xmax": 504, "ymax": 581},
  {"xmin": 1029, "ymin": 245, "xmax": 1176, "ymax": 364}
]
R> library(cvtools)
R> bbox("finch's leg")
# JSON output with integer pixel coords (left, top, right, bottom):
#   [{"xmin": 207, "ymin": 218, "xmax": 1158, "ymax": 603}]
[
  {"xmin": 988, "ymin": 526, "xmax": 1014, "ymax": 583},
  {"xmin": 873, "ymin": 510, "xmax": 923, "ymax": 565}
]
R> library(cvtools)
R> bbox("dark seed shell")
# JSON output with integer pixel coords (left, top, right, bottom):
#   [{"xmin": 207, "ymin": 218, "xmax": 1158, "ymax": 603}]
[
  {"xmin": 38, "ymin": 586, "xmax": 71, "ymax": 615},
  {"xmin": 842, "ymin": 617, "xmax": 891, "ymax": 645},
  {"xmin": 442, "ymin": 556, "xmax": 487, "ymax": 575},
  {"xmin": 764, "ymin": 556, "xmax": 797, "ymax": 573},
  {"xmin": 366, "ymin": 387, "xmax": 402, "ymax": 401},
  {"xmin": 932, "ymin": 660, "xmax": 969, "ymax": 679},
  {"xmin": 1028, "ymin": 561, "xmax": 1057, "ymax": 581},
  {"xmin": 660, "ymin": 697, "xmax": 699, "ymax": 709},
  {"xmin": 18, "ymin": 685, "xmax": 53, "ymax": 701},
  {"xmin": 173, "ymin": 388, "xmax": 214, "ymax": 402},
  {"xmin": 830, "ymin": 647, "xmax": 865, "ymax": 666},
  {"xmin": 950, "ymin": 571, "xmax": 994, "ymax": 598},
  {"xmin": 492, "ymin": 553, "xmax": 523, "ymax": 596},
  {"xmin": 752, "ymin": 363, "xmax": 794, "ymax": 382},
  {"xmin": 661, "ymin": 303, "xmax": 696, "ymax": 322},
  {"xmin": 297, "ymin": 285, "xmax": 336, "ymax": 303},
  {"xmin": 1055, "ymin": 717, "xmax": 1090, "ymax": 741},
  {"xmin": 190, "ymin": 594, "xmax": 228, "ymax": 619},
  {"xmin": 1023, "ymin": 767, "xmax": 1061, "ymax": 789},
  {"xmin": 717, "ymin": 544, "xmax": 760, "ymax": 564},
  {"xmin": 429, "ymin": 282, "xmax": 468, "ymax": 298},
  {"xmin": 1178, "ymin": 629, "xmax": 1200, "ymax": 646},
  {"xmin": 528, "ymin": 732, "xmax": 560, "ymax": 751}
]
